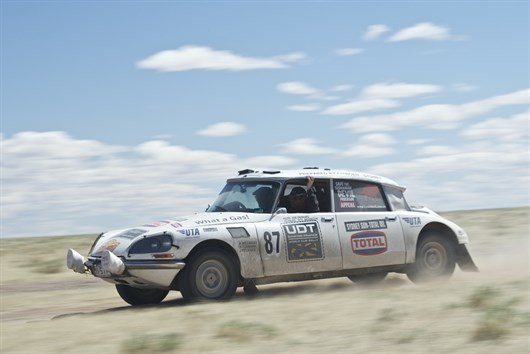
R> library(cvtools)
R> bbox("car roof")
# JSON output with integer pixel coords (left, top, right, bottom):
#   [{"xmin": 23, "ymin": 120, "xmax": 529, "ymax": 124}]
[{"xmin": 227, "ymin": 168, "xmax": 406, "ymax": 191}]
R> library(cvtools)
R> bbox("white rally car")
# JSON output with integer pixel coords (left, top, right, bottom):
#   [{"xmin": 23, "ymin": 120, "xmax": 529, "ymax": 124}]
[{"xmin": 67, "ymin": 168, "xmax": 478, "ymax": 306}]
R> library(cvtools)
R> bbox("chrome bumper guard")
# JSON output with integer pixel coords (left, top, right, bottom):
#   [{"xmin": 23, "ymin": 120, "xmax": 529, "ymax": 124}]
[{"xmin": 67, "ymin": 248, "xmax": 185, "ymax": 277}]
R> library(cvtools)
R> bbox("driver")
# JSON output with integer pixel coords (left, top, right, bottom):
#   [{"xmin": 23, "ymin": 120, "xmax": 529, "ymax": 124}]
[
  {"xmin": 287, "ymin": 176, "xmax": 320, "ymax": 213},
  {"xmin": 253, "ymin": 186, "xmax": 275, "ymax": 213}
]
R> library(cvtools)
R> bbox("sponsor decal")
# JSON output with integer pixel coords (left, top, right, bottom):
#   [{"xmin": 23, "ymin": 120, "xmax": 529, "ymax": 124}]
[
  {"xmin": 237, "ymin": 239, "xmax": 258, "ymax": 253},
  {"xmin": 194, "ymin": 214, "xmax": 250, "ymax": 225},
  {"xmin": 142, "ymin": 221, "xmax": 170, "ymax": 227},
  {"xmin": 345, "ymin": 219, "xmax": 387, "ymax": 232},
  {"xmin": 282, "ymin": 222, "xmax": 324, "ymax": 262},
  {"xmin": 282, "ymin": 215, "xmax": 318, "ymax": 223},
  {"xmin": 171, "ymin": 222, "xmax": 183, "ymax": 229},
  {"xmin": 402, "ymin": 216, "xmax": 421, "ymax": 227},
  {"xmin": 96, "ymin": 238, "xmax": 120, "ymax": 253},
  {"xmin": 334, "ymin": 180, "xmax": 357, "ymax": 209},
  {"xmin": 203, "ymin": 227, "xmax": 219, "ymax": 232},
  {"xmin": 351, "ymin": 231, "xmax": 387, "ymax": 255},
  {"xmin": 177, "ymin": 228, "xmax": 200, "ymax": 237},
  {"xmin": 116, "ymin": 228, "xmax": 146, "ymax": 239}
]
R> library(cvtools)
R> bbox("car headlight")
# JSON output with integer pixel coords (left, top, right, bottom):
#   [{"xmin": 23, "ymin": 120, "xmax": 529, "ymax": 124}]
[{"xmin": 129, "ymin": 234, "xmax": 173, "ymax": 254}]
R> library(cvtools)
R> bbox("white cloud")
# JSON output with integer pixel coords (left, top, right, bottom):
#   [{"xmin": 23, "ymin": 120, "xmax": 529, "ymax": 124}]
[
  {"xmin": 388, "ymin": 22, "xmax": 453, "ymax": 42},
  {"xmin": 361, "ymin": 82, "xmax": 442, "ymax": 99},
  {"xmin": 368, "ymin": 139, "xmax": 529, "ymax": 210},
  {"xmin": 342, "ymin": 133, "xmax": 396, "ymax": 158},
  {"xmin": 417, "ymin": 145, "xmax": 458, "ymax": 156},
  {"xmin": 244, "ymin": 155, "xmax": 296, "ymax": 168},
  {"xmin": 279, "ymin": 138, "xmax": 337, "ymax": 155},
  {"xmin": 335, "ymin": 47, "xmax": 364, "ymax": 56},
  {"xmin": 1, "ymin": 132, "xmax": 296, "ymax": 237},
  {"xmin": 358, "ymin": 133, "xmax": 397, "ymax": 145},
  {"xmin": 307, "ymin": 93, "xmax": 339, "ymax": 101},
  {"xmin": 363, "ymin": 24, "xmax": 390, "ymax": 41},
  {"xmin": 197, "ymin": 122, "xmax": 247, "ymax": 137},
  {"xmin": 277, "ymin": 81, "xmax": 319, "ymax": 95},
  {"xmin": 407, "ymin": 138, "xmax": 432, "ymax": 145},
  {"xmin": 136, "ymin": 45, "xmax": 306, "ymax": 72},
  {"xmin": 452, "ymin": 83, "xmax": 478, "ymax": 92},
  {"xmin": 342, "ymin": 89, "xmax": 530, "ymax": 133},
  {"xmin": 322, "ymin": 81, "xmax": 441, "ymax": 116},
  {"xmin": 287, "ymin": 103, "xmax": 321, "ymax": 112},
  {"xmin": 330, "ymin": 84, "xmax": 353, "ymax": 92},
  {"xmin": 462, "ymin": 110, "xmax": 530, "ymax": 141},
  {"xmin": 321, "ymin": 98, "xmax": 400, "ymax": 115}
]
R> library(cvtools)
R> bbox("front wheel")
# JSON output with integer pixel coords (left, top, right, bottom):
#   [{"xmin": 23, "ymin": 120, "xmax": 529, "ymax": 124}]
[
  {"xmin": 179, "ymin": 248, "xmax": 238, "ymax": 300},
  {"xmin": 115, "ymin": 284, "xmax": 169, "ymax": 306},
  {"xmin": 348, "ymin": 272, "xmax": 387, "ymax": 285},
  {"xmin": 406, "ymin": 232, "xmax": 456, "ymax": 283}
]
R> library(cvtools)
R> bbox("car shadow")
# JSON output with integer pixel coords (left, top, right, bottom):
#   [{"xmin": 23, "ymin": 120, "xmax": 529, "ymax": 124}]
[{"xmin": 52, "ymin": 277, "xmax": 409, "ymax": 320}]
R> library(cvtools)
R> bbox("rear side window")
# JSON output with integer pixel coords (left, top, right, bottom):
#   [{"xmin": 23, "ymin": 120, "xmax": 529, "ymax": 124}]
[
  {"xmin": 333, "ymin": 179, "xmax": 388, "ymax": 212},
  {"xmin": 383, "ymin": 186, "xmax": 410, "ymax": 211}
]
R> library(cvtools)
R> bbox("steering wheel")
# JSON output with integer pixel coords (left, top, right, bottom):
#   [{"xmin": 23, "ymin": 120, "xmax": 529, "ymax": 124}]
[{"xmin": 223, "ymin": 201, "xmax": 247, "ymax": 212}]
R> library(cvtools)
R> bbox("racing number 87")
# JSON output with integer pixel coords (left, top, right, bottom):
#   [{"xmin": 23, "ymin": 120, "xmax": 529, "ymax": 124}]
[{"xmin": 264, "ymin": 231, "xmax": 280, "ymax": 254}]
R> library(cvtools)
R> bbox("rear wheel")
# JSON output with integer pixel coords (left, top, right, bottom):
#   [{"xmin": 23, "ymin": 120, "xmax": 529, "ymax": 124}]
[
  {"xmin": 115, "ymin": 284, "xmax": 168, "ymax": 306},
  {"xmin": 407, "ymin": 232, "xmax": 456, "ymax": 283},
  {"xmin": 179, "ymin": 248, "xmax": 238, "ymax": 300},
  {"xmin": 348, "ymin": 272, "xmax": 387, "ymax": 285}
]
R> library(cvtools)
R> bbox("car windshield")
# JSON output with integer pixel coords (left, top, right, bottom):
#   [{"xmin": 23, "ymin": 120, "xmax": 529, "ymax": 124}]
[{"xmin": 207, "ymin": 181, "xmax": 280, "ymax": 213}]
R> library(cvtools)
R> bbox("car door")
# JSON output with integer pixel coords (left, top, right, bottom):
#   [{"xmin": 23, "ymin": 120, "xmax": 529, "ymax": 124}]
[
  {"xmin": 255, "ymin": 179, "xmax": 342, "ymax": 276},
  {"xmin": 256, "ymin": 212, "xmax": 342, "ymax": 276},
  {"xmin": 332, "ymin": 179, "xmax": 407, "ymax": 269}
]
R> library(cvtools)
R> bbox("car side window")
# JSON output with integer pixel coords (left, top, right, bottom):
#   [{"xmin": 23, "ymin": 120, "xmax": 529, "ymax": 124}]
[
  {"xmin": 277, "ymin": 179, "xmax": 332, "ymax": 213},
  {"xmin": 383, "ymin": 186, "xmax": 410, "ymax": 211},
  {"xmin": 333, "ymin": 179, "xmax": 388, "ymax": 212}
]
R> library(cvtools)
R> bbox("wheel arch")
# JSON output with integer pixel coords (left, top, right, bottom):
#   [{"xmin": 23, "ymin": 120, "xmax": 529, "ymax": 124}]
[
  {"xmin": 185, "ymin": 239, "xmax": 241, "ymax": 268},
  {"xmin": 416, "ymin": 222, "xmax": 477, "ymax": 272},
  {"xmin": 170, "ymin": 239, "xmax": 242, "ymax": 290},
  {"xmin": 417, "ymin": 222, "xmax": 459, "ymax": 247}
]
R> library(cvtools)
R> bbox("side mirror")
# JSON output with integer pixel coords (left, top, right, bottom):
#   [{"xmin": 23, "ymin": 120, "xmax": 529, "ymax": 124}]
[
  {"xmin": 205, "ymin": 204, "xmax": 211, "ymax": 212},
  {"xmin": 270, "ymin": 207, "xmax": 287, "ymax": 220}
]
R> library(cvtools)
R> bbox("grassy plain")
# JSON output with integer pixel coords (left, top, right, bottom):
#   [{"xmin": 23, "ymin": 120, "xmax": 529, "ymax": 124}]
[{"xmin": 1, "ymin": 207, "xmax": 529, "ymax": 353}]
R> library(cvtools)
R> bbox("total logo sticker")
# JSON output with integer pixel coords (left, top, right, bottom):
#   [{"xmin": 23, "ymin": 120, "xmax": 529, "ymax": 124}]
[{"xmin": 351, "ymin": 231, "xmax": 387, "ymax": 255}]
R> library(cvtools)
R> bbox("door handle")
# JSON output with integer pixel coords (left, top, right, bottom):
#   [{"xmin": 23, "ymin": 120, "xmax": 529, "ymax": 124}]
[
  {"xmin": 321, "ymin": 217, "xmax": 334, "ymax": 223},
  {"xmin": 385, "ymin": 216, "xmax": 397, "ymax": 221}
]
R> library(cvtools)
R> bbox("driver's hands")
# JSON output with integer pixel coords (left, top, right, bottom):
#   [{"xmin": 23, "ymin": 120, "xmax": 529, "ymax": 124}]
[{"xmin": 306, "ymin": 176, "xmax": 315, "ymax": 190}]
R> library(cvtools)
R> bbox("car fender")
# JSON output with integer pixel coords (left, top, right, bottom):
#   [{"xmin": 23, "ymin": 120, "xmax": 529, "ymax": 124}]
[
  {"xmin": 398, "ymin": 210, "xmax": 477, "ymax": 272},
  {"xmin": 176, "ymin": 223, "xmax": 265, "ymax": 279},
  {"xmin": 398, "ymin": 211, "xmax": 469, "ymax": 263}
]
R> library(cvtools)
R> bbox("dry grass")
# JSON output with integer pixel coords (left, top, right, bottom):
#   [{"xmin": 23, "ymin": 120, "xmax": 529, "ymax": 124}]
[
  {"xmin": 215, "ymin": 320, "xmax": 277, "ymax": 343},
  {"xmin": 120, "ymin": 332, "xmax": 182, "ymax": 353},
  {"xmin": 1, "ymin": 207, "xmax": 529, "ymax": 353}
]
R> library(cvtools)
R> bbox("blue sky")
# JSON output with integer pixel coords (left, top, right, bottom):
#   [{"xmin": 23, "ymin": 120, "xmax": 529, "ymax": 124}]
[{"xmin": 1, "ymin": 1, "xmax": 529, "ymax": 237}]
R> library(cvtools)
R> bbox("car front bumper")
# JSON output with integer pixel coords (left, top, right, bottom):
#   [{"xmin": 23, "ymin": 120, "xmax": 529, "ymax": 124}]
[{"xmin": 67, "ymin": 248, "xmax": 185, "ymax": 288}]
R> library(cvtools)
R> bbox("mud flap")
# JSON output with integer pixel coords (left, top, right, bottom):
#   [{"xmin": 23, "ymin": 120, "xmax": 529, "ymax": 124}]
[{"xmin": 456, "ymin": 244, "xmax": 479, "ymax": 272}]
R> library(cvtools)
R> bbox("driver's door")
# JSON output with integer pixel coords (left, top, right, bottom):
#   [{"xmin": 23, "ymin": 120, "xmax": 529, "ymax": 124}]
[{"xmin": 255, "ymin": 178, "xmax": 342, "ymax": 276}]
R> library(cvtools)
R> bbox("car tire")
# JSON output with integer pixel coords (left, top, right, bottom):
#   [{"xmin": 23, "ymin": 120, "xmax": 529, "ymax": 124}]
[
  {"xmin": 406, "ymin": 232, "xmax": 456, "ymax": 283},
  {"xmin": 179, "ymin": 248, "xmax": 238, "ymax": 300},
  {"xmin": 348, "ymin": 272, "xmax": 388, "ymax": 285},
  {"xmin": 115, "ymin": 284, "xmax": 169, "ymax": 306}
]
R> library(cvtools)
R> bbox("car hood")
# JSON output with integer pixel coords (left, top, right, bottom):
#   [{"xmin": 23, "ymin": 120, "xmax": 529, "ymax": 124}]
[{"xmin": 90, "ymin": 212, "xmax": 269, "ymax": 257}]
